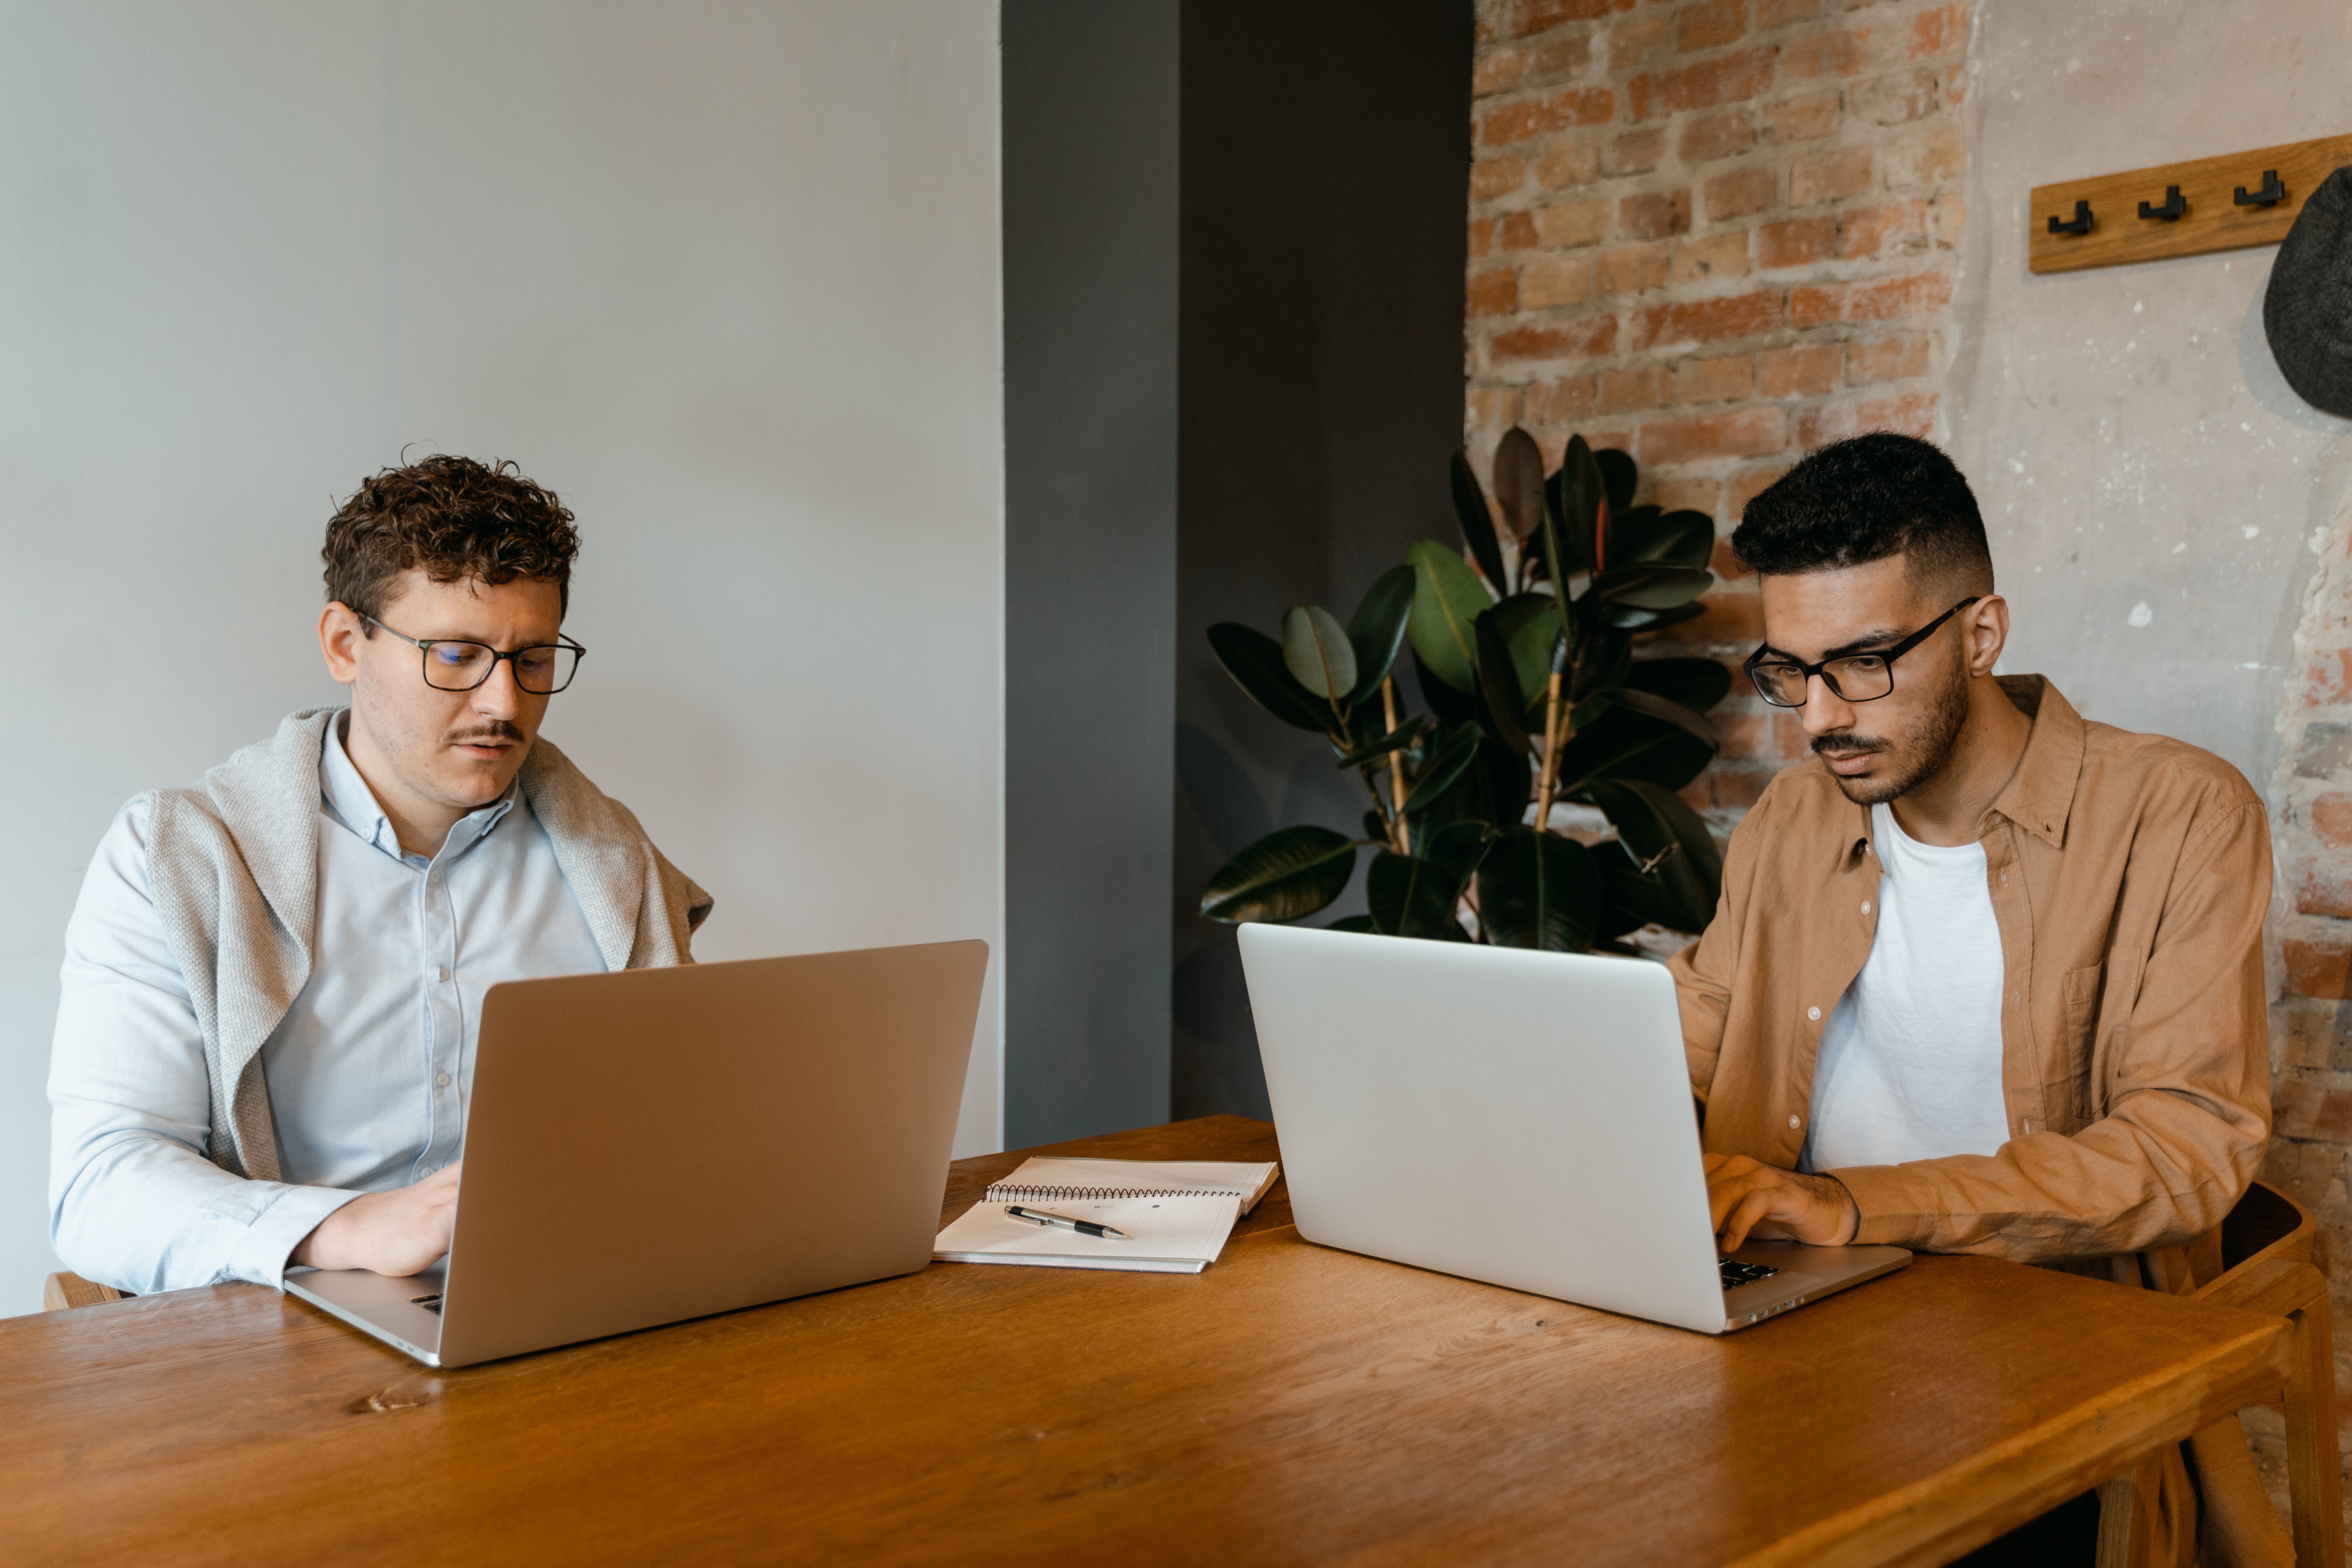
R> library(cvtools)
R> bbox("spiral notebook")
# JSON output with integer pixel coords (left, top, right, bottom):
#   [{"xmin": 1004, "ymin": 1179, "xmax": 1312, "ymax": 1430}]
[{"xmin": 932, "ymin": 1157, "xmax": 1280, "ymax": 1274}]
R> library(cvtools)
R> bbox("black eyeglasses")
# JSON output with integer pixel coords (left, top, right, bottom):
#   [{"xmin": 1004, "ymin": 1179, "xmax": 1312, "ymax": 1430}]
[
  {"xmin": 362, "ymin": 615, "xmax": 586, "ymax": 695},
  {"xmin": 1742, "ymin": 598, "xmax": 1979, "ymax": 708}
]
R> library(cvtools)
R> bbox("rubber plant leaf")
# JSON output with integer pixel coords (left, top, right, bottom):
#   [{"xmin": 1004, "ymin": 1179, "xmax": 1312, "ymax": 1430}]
[
  {"xmin": 1576, "ymin": 777, "xmax": 1723, "ymax": 930},
  {"xmin": 1552, "ymin": 691, "xmax": 1718, "ymax": 795},
  {"xmin": 1605, "ymin": 600, "xmax": 1709, "ymax": 633},
  {"xmin": 1448, "ymin": 451, "xmax": 1510, "ymax": 596},
  {"xmin": 1609, "ymin": 508, "xmax": 1716, "ymax": 571},
  {"xmin": 1366, "ymin": 821, "xmax": 1493, "ymax": 939},
  {"xmin": 1334, "ymin": 713, "xmax": 1432, "ymax": 768},
  {"xmin": 1494, "ymin": 594, "xmax": 1561, "ymax": 716},
  {"xmin": 1492, "ymin": 426, "xmax": 1547, "ymax": 544},
  {"xmin": 1199, "ymin": 825, "xmax": 1359, "ymax": 923},
  {"xmin": 1325, "ymin": 914, "xmax": 1378, "ymax": 934},
  {"xmin": 1406, "ymin": 539, "xmax": 1494, "ymax": 693},
  {"xmin": 1207, "ymin": 622, "xmax": 1336, "ymax": 733},
  {"xmin": 1474, "ymin": 609, "xmax": 1533, "ymax": 756},
  {"xmin": 1401, "ymin": 722, "xmax": 1482, "ymax": 814},
  {"xmin": 1476, "ymin": 827, "xmax": 1602, "ymax": 952},
  {"xmin": 1281, "ymin": 604, "xmax": 1358, "ymax": 703},
  {"xmin": 1556, "ymin": 434, "xmax": 1607, "ymax": 576},
  {"xmin": 1344, "ymin": 563, "xmax": 1416, "ymax": 707},
  {"xmin": 1585, "ymin": 565, "xmax": 1713, "ymax": 610},
  {"xmin": 1595, "ymin": 446, "xmax": 1638, "ymax": 518},
  {"xmin": 1623, "ymin": 656, "xmax": 1732, "ymax": 715},
  {"xmin": 1415, "ymin": 645, "xmax": 1478, "ymax": 727}
]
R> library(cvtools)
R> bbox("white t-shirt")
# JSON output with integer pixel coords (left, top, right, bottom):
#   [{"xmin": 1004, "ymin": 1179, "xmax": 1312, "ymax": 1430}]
[{"xmin": 1800, "ymin": 802, "xmax": 2011, "ymax": 1172}]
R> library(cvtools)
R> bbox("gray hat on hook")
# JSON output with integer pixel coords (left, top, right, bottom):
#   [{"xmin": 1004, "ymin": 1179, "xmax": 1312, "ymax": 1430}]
[{"xmin": 2265, "ymin": 165, "xmax": 2352, "ymax": 418}]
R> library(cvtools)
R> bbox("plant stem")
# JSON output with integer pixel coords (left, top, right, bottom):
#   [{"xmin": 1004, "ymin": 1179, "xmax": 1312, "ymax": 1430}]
[
  {"xmin": 1382, "ymin": 675, "xmax": 1410, "ymax": 856},
  {"xmin": 1534, "ymin": 670, "xmax": 1565, "ymax": 832}
]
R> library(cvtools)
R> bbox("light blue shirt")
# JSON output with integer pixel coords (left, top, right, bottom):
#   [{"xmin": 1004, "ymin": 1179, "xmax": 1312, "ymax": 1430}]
[{"xmin": 48, "ymin": 716, "xmax": 607, "ymax": 1294}]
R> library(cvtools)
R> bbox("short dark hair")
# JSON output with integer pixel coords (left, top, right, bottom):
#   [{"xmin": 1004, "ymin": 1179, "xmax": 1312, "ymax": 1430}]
[
  {"xmin": 1732, "ymin": 433, "xmax": 1992, "ymax": 594},
  {"xmin": 322, "ymin": 455, "xmax": 580, "ymax": 629}
]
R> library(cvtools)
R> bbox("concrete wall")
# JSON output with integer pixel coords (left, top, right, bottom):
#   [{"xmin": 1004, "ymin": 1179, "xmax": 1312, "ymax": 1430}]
[{"xmin": 0, "ymin": 1, "xmax": 1003, "ymax": 1318}]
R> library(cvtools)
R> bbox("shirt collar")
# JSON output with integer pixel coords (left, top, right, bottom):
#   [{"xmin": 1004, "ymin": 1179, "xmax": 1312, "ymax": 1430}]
[
  {"xmin": 1840, "ymin": 673, "xmax": 2083, "ymax": 864},
  {"xmin": 320, "ymin": 712, "xmax": 518, "ymax": 865}
]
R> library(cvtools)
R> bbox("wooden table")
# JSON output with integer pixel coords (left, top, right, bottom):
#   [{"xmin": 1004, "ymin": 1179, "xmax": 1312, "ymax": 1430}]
[{"xmin": 1, "ymin": 1116, "xmax": 2296, "ymax": 1566}]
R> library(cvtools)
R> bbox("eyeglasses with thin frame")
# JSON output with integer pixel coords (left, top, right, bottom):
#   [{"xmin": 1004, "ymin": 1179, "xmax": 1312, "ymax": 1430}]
[
  {"xmin": 361, "ymin": 614, "xmax": 587, "ymax": 695},
  {"xmin": 1741, "ymin": 597, "xmax": 1981, "ymax": 709}
]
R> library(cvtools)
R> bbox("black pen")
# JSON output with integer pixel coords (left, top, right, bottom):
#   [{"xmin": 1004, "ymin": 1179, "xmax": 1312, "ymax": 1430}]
[{"xmin": 1007, "ymin": 1204, "xmax": 1129, "ymax": 1240}]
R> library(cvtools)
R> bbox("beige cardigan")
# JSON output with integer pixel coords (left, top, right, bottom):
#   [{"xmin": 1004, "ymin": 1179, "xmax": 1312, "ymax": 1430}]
[{"xmin": 140, "ymin": 708, "xmax": 713, "ymax": 1181}]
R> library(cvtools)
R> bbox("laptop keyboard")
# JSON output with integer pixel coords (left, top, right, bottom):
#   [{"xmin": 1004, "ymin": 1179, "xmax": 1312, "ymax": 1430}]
[
  {"xmin": 409, "ymin": 1294, "xmax": 443, "ymax": 1315},
  {"xmin": 1719, "ymin": 1261, "xmax": 1780, "ymax": 1292}
]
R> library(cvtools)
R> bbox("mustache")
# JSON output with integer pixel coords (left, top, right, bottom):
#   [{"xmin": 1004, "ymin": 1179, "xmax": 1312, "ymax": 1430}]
[
  {"xmin": 445, "ymin": 721, "xmax": 527, "ymax": 746},
  {"xmin": 1812, "ymin": 732, "xmax": 1887, "ymax": 758}
]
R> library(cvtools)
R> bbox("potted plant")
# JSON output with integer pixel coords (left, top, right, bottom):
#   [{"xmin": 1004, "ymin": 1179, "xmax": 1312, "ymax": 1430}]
[{"xmin": 1197, "ymin": 430, "xmax": 1731, "ymax": 952}]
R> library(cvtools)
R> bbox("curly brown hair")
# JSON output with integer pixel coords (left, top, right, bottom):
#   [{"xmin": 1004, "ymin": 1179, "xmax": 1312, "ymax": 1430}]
[{"xmin": 322, "ymin": 455, "xmax": 581, "ymax": 628}]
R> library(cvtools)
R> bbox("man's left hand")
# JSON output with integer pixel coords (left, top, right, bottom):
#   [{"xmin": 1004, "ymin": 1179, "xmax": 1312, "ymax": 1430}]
[{"xmin": 1705, "ymin": 1154, "xmax": 1859, "ymax": 1251}]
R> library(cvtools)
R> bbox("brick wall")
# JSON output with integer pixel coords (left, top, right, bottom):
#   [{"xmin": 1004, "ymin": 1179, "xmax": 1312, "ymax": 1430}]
[{"xmin": 1465, "ymin": 0, "xmax": 1973, "ymax": 825}]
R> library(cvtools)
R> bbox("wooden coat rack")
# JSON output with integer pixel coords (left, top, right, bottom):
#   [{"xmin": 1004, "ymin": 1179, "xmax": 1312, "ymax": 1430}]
[{"xmin": 2029, "ymin": 133, "xmax": 2352, "ymax": 274}]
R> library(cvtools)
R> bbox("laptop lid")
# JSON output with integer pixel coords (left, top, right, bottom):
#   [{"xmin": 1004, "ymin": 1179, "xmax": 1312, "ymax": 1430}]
[
  {"xmin": 1238, "ymin": 923, "xmax": 1731, "ymax": 1334},
  {"xmin": 410, "ymin": 940, "xmax": 986, "ymax": 1366}
]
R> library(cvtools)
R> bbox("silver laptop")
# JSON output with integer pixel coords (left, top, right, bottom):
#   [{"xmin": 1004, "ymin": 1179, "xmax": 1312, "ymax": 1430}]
[
  {"xmin": 285, "ymin": 940, "xmax": 987, "ymax": 1367},
  {"xmin": 1238, "ymin": 923, "xmax": 1907, "ymax": 1334}
]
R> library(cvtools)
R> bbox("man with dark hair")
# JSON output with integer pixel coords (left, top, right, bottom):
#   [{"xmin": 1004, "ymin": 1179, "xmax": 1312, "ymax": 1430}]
[
  {"xmin": 49, "ymin": 455, "xmax": 709, "ymax": 1293},
  {"xmin": 1675, "ymin": 433, "xmax": 2278, "ymax": 1564}
]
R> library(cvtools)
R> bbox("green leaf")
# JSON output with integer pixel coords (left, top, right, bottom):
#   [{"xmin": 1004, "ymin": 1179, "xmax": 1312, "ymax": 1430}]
[
  {"xmin": 1402, "ymin": 722, "xmax": 1482, "ymax": 814},
  {"xmin": 1449, "ymin": 452, "xmax": 1509, "ymax": 596},
  {"xmin": 1362, "ymin": 809, "xmax": 1389, "ymax": 844},
  {"xmin": 1474, "ymin": 609, "xmax": 1532, "ymax": 756},
  {"xmin": 1595, "ymin": 446, "xmax": 1638, "ymax": 518},
  {"xmin": 1407, "ymin": 540, "xmax": 1494, "ymax": 693},
  {"xmin": 1415, "ymin": 646, "xmax": 1478, "ymax": 727},
  {"xmin": 1476, "ymin": 828, "xmax": 1602, "ymax": 952},
  {"xmin": 1577, "ymin": 778, "xmax": 1723, "ymax": 931},
  {"xmin": 1325, "ymin": 914, "xmax": 1379, "ymax": 934},
  {"xmin": 1607, "ymin": 600, "xmax": 1709, "ymax": 633},
  {"xmin": 1281, "ymin": 604, "xmax": 1358, "ymax": 701},
  {"xmin": 1552, "ymin": 434, "xmax": 1606, "ymax": 574},
  {"xmin": 1592, "ymin": 840, "xmax": 1683, "ymax": 937},
  {"xmin": 1492, "ymin": 426, "xmax": 1547, "ymax": 544},
  {"xmin": 1585, "ymin": 565, "xmax": 1713, "ymax": 611},
  {"xmin": 1624, "ymin": 657, "xmax": 1732, "ymax": 715},
  {"xmin": 1208, "ymin": 623, "xmax": 1334, "ymax": 733},
  {"xmin": 1554, "ymin": 689, "xmax": 1719, "ymax": 795},
  {"xmin": 1199, "ymin": 825, "xmax": 1359, "ymax": 923},
  {"xmin": 1334, "ymin": 712, "xmax": 1432, "ymax": 767},
  {"xmin": 1368, "ymin": 823, "xmax": 1493, "ymax": 939},
  {"xmin": 1476, "ymin": 728, "xmax": 1534, "ymax": 825},
  {"xmin": 1495, "ymin": 593, "xmax": 1563, "ymax": 715},
  {"xmin": 1610, "ymin": 508, "xmax": 1716, "ymax": 571},
  {"xmin": 1345, "ymin": 564, "xmax": 1416, "ymax": 707}
]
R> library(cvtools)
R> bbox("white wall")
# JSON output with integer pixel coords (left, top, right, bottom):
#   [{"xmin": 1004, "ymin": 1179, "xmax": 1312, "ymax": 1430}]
[{"xmin": 0, "ymin": 1, "xmax": 1004, "ymax": 1317}]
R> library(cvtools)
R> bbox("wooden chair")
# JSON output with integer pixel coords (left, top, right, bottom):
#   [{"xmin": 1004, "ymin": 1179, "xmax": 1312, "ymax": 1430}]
[
  {"xmin": 2096, "ymin": 1179, "xmax": 2343, "ymax": 1568},
  {"xmin": 40, "ymin": 1272, "xmax": 123, "ymax": 1311}
]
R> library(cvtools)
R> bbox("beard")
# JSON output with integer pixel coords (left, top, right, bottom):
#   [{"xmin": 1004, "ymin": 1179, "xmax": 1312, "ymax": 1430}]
[{"xmin": 1812, "ymin": 650, "xmax": 1972, "ymax": 806}]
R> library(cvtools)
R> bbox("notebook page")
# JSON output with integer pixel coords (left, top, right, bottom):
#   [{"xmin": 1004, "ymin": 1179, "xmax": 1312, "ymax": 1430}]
[
  {"xmin": 933, "ymin": 1195, "xmax": 1243, "ymax": 1273},
  {"xmin": 983, "ymin": 1158, "xmax": 1280, "ymax": 1214}
]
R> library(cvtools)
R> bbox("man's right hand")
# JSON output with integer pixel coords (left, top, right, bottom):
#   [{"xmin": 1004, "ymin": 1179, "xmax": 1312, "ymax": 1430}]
[{"xmin": 291, "ymin": 1161, "xmax": 462, "ymax": 1276}]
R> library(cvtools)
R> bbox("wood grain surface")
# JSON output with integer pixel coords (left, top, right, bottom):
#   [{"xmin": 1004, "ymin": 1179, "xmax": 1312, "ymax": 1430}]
[
  {"xmin": 1, "ymin": 1115, "xmax": 2292, "ymax": 1568},
  {"xmin": 2028, "ymin": 133, "xmax": 2352, "ymax": 274}
]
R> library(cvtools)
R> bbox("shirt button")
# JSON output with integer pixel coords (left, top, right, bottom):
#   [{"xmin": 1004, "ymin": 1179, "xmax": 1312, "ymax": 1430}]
[
  {"xmin": 2001, "ymin": 872, "xmax": 2009, "ymax": 885},
  {"xmin": 1788, "ymin": 1114, "xmax": 1801, "ymax": 1130},
  {"xmin": 1861, "ymin": 901, "xmax": 1871, "ymax": 914},
  {"xmin": 1807, "ymin": 1006, "xmax": 1822, "ymax": 1021},
  {"xmin": 435, "ymin": 1072, "xmax": 452, "ymax": 1088},
  {"xmin": 436, "ymin": 966, "xmax": 450, "ymax": 982}
]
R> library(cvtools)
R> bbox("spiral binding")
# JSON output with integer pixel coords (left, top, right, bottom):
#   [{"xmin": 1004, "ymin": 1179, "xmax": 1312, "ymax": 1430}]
[{"xmin": 984, "ymin": 1182, "xmax": 1245, "ymax": 1204}]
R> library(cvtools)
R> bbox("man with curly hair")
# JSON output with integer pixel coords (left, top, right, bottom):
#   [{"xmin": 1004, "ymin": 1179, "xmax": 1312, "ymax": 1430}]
[{"xmin": 48, "ymin": 455, "xmax": 710, "ymax": 1294}]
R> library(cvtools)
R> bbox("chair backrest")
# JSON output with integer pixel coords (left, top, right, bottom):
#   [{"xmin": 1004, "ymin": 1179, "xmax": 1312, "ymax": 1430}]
[
  {"xmin": 2219, "ymin": 1179, "xmax": 2313, "ymax": 1273},
  {"xmin": 40, "ymin": 1271, "xmax": 124, "ymax": 1311}
]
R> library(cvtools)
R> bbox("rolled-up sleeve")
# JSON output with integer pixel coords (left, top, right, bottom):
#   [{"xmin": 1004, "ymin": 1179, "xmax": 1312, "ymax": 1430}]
[{"xmin": 48, "ymin": 798, "xmax": 358, "ymax": 1294}]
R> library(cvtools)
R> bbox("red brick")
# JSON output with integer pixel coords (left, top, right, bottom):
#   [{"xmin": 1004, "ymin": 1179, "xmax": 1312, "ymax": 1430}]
[
  {"xmin": 1790, "ymin": 145, "xmax": 1874, "ymax": 206},
  {"xmin": 1474, "ymin": 48, "xmax": 1529, "ymax": 99},
  {"xmin": 1601, "ymin": 364, "xmax": 1672, "ymax": 413},
  {"xmin": 2285, "ymin": 939, "xmax": 2352, "ymax": 1000},
  {"xmin": 1604, "ymin": 128, "xmax": 1668, "ymax": 178},
  {"xmin": 1526, "ymin": 376, "xmax": 1598, "ymax": 426},
  {"xmin": 1639, "ymin": 407, "xmax": 1787, "ymax": 465},
  {"xmin": 1535, "ymin": 139, "xmax": 1601, "ymax": 191},
  {"xmin": 1840, "ymin": 198, "xmax": 1928, "ymax": 259},
  {"xmin": 1845, "ymin": 333, "xmax": 1930, "ymax": 386},
  {"xmin": 1933, "ymin": 191, "xmax": 1967, "ymax": 246},
  {"xmin": 1504, "ymin": 0, "xmax": 1636, "ymax": 39},
  {"xmin": 1714, "ymin": 709, "xmax": 1778, "ymax": 761},
  {"xmin": 1629, "ymin": 289, "xmax": 1783, "ymax": 349},
  {"xmin": 1671, "ymin": 232, "xmax": 1749, "ymax": 284},
  {"xmin": 1469, "ymin": 268, "xmax": 1519, "ymax": 317},
  {"xmin": 1480, "ymin": 86, "xmax": 1617, "ymax": 147},
  {"xmin": 1705, "ymin": 166, "xmax": 1778, "ymax": 221},
  {"xmin": 2299, "ymin": 863, "xmax": 2352, "ymax": 918},
  {"xmin": 1627, "ymin": 46, "xmax": 1777, "ymax": 122},
  {"xmin": 1469, "ymin": 217, "xmax": 1497, "ymax": 259},
  {"xmin": 1781, "ymin": 29, "xmax": 1870, "ymax": 80},
  {"xmin": 1528, "ymin": 33, "xmax": 1596, "ymax": 82},
  {"xmin": 1765, "ymin": 93, "xmax": 1839, "ymax": 142},
  {"xmin": 1652, "ymin": 589, "xmax": 1764, "ymax": 650},
  {"xmin": 1676, "ymin": 354, "xmax": 1755, "ymax": 405},
  {"xmin": 1469, "ymin": 385, "xmax": 1523, "ymax": 430},
  {"xmin": 1707, "ymin": 765, "xmax": 1774, "ymax": 810},
  {"xmin": 1598, "ymin": 243, "xmax": 1672, "ymax": 295},
  {"xmin": 1472, "ymin": 158, "xmax": 1527, "ymax": 201},
  {"xmin": 2314, "ymin": 793, "xmax": 2352, "ymax": 848},
  {"xmin": 1604, "ymin": 18, "xmax": 1674, "ymax": 75},
  {"xmin": 1536, "ymin": 199, "xmax": 1609, "ymax": 249},
  {"xmin": 1498, "ymin": 210, "xmax": 1540, "ymax": 250},
  {"xmin": 1795, "ymin": 391, "xmax": 1938, "ymax": 449},
  {"xmin": 2307, "ymin": 649, "xmax": 2352, "ymax": 707},
  {"xmin": 1756, "ymin": 215, "xmax": 1837, "ymax": 269},
  {"xmin": 1758, "ymin": 0, "xmax": 1820, "ymax": 27},
  {"xmin": 1725, "ymin": 464, "xmax": 1788, "ymax": 518},
  {"xmin": 1490, "ymin": 315, "xmax": 1621, "ymax": 364},
  {"xmin": 1677, "ymin": 0, "xmax": 1748, "ymax": 53},
  {"xmin": 1908, "ymin": 3, "xmax": 1970, "ymax": 58},
  {"xmin": 2274, "ymin": 1075, "xmax": 2352, "ymax": 1140},
  {"xmin": 1645, "ymin": 476, "xmax": 1718, "ymax": 515},
  {"xmin": 1759, "ymin": 343, "xmax": 1841, "ymax": 397},
  {"xmin": 1710, "ymin": 533, "xmax": 1750, "ymax": 579},
  {"xmin": 1789, "ymin": 269, "xmax": 1953, "ymax": 327},
  {"xmin": 1521, "ymin": 254, "xmax": 1595, "ymax": 310},
  {"xmin": 1618, "ymin": 189, "xmax": 1692, "ymax": 241},
  {"xmin": 1678, "ymin": 109, "xmax": 1755, "ymax": 165},
  {"xmin": 1885, "ymin": 123, "xmax": 1965, "ymax": 191},
  {"xmin": 1848, "ymin": 67, "xmax": 1939, "ymax": 126}
]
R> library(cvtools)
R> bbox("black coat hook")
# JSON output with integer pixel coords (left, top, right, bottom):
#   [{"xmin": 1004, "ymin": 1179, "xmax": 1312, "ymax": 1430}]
[
  {"xmin": 2047, "ymin": 199, "xmax": 2093, "ymax": 236},
  {"xmin": 2138, "ymin": 185, "xmax": 2186, "ymax": 220},
  {"xmin": 2234, "ymin": 169, "xmax": 2287, "ymax": 207}
]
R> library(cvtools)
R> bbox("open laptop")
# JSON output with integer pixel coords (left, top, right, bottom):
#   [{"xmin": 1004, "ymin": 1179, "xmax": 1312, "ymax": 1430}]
[
  {"xmin": 285, "ymin": 939, "xmax": 987, "ymax": 1368},
  {"xmin": 1237, "ymin": 923, "xmax": 1907, "ymax": 1334}
]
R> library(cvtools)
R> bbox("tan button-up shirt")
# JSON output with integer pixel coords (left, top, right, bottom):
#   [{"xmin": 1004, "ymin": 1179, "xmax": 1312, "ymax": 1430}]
[{"xmin": 1668, "ymin": 675, "xmax": 2271, "ymax": 1261}]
